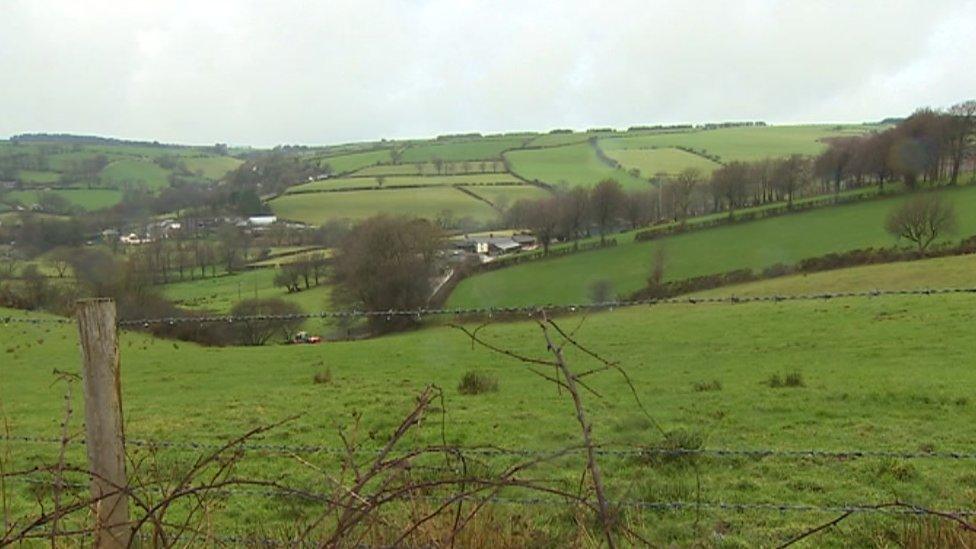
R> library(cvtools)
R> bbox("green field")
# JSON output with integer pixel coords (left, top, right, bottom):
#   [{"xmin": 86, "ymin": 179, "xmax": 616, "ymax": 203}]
[
  {"xmin": 692, "ymin": 253, "xmax": 976, "ymax": 298},
  {"xmin": 286, "ymin": 173, "xmax": 522, "ymax": 193},
  {"xmin": 162, "ymin": 267, "xmax": 333, "ymax": 314},
  {"xmin": 313, "ymin": 149, "xmax": 392, "ymax": 174},
  {"xmin": 4, "ymin": 291, "xmax": 976, "ymax": 545},
  {"xmin": 462, "ymin": 184, "xmax": 552, "ymax": 207},
  {"xmin": 351, "ymin": 160, "xmax": 507, "ymax": 177},
  {"xmin": 448, "ymin": 185, "xmax": 976, "ymax": 308},
  {"xmin": 270, "ymin": 186, "xmax": 500, "ymax": 225},
  {"xmin": 505, "ymin": 142, "xmax": 650, "ymax": 190},
  {"xmin": 182, "ymin": 155, "xmax": 243, "ymax": 180},
  {"xmin": 526, "ymin": 132, "xmax": 593, "ymax": 147},
  {"xmin": 599, "ymin": 125, "xmax": 871, "ymax": 162},
  {"xmin": 99, "ymin": 158, "xmax": 172, "ymax": 189},
  {"xmin": 401, "ymin": 137, "xmax": 529, "ymax": 162},
  {"xmin": 3, "ymin": 188, "xmax": 124, "ymax": 210},
  {"xmin": 15, "ymin": 169, "xmax": 61, "ymax": 184},
  {"xmin": 603, "ymin": 147, "xmax": 721, "ymax": 176}
]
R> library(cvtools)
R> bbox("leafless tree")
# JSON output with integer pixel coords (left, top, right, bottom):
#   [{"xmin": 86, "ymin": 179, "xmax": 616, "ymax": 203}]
[
  {"xmin": 556, "ymin": 187, "xmax": 590, "ymax": 249},
  {"xmin": 332, "ymin": 215, "xmax": 442, "ymax": 332},
  {"xmin": 885, "ymin": 194, "xmax": 957, "ymax": 254},
  {"xmin": 668, "ymin": 167, "xmax": 702, "ymax": 222},
  {"xmin": 590, "ymin": 179, "xmax": 625, "ymax": 244},
  {"xmin": 945, "ymin": 100, "xmax": 976, "ymax": 185}
]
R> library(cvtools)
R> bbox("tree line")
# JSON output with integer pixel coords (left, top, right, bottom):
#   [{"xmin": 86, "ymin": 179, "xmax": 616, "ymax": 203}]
[{"xmin": 814, "ymin": 101, "xmax": 976, "ymax": 191}]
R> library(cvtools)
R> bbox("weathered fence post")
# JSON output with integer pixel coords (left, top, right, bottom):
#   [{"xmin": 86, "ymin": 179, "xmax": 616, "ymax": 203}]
[{"xmin": 76, "ymin": 298, "xmax": 131, "ymax": 548}]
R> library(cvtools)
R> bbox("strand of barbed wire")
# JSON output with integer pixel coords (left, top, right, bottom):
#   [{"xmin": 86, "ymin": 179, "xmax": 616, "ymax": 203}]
[
  {"xmin": 9, "ymin": 476, "xmax": 975, "ymax": 519},
  {"xmin": 1, "ymin": 286, "xmax": 975, "ymax": 326},
  {"xmin": 5, "ymin": 434, "xmax": 976, "ymax": 460}
]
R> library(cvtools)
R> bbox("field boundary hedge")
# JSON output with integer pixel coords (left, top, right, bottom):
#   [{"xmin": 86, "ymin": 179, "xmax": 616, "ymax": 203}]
[
  {"xmin": 283, "ymin": 181, "xmax": 530, "ymax": 196},
  {"xmin": 634, "ymin": 188, "xmax": 899, "ymax": 243},
  {"xmin": 629, "ymin": 236, "xmax": 976, "ymax": 301}
]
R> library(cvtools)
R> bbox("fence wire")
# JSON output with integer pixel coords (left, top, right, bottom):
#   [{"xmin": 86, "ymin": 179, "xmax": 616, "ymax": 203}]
[
  {"xmin": 2, "ymin": 286, "xmax": 973, "ymax": 326},
  {"xmin": 10, "ymin": 476, "xmax": 976, "ymax": 519},
  {"xmin": 5, "ymin": 434, "xmax": 976, "ymax": 461}
]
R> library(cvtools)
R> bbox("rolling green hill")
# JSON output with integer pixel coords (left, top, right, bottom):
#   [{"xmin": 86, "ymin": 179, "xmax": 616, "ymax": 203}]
[
  {"xmin": 311, "ymin": 148, "xmax": 392, "ymax": 174},
  {"xmin": 447, "ymin": 185, "xmax": 976, "ymax": 308},
  {"xmin": 99, "ymin": 158, "xmax": 172, "ymax": 189},
  {"xmin": 691, "ymin": 253, "xmax": 976, "ymax": 298},
  {"xmin": 270, "ymin": 186, "xmax": 501, "ymax": 225},
  {"xmin": 505, "ymin": 142, "xmax": 650, "ymax": 189},
  {"xmin": 400, "ymin": 136, "xmax": 529, "ymax": 162},
  {"xmin": 603, "ymin": 147, "xmax": 721, "ymax": 176},
  {"xmin": 285, "ymin": 173, "xmax": 522, "ymax": 193},
  {"xmin": 4, "ymin": 188, "xmax": 124, "ymax": 210},
  {"xmin": 598, "ymin": 124, "xmax": 872, "ymax": 162}
]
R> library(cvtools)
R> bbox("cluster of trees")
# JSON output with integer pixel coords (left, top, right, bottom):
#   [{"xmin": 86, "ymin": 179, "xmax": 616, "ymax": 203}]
[
  {"xmin": 273, "ymin": 252, "xmax": 330, "ymax": 292},
  {"xmin": 225, "ymin": 152, "xmax": 319, "ymax": 198},
  {"xmin": 331, "ymin": 215, "xmax": 442, "ymax": 332},
  {"xmin": 814, "ymin": 101, "xmax": 976, "ymax": 192},
  {"xmin": 504, "ymin": 180, "xmax": 628, "ymax": 253}
]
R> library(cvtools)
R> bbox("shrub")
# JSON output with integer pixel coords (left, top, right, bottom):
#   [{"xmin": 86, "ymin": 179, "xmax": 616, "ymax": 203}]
[
  {"xmin": 874, "ymin": 459, "xmax": 917, "ymax": 481},
  {"xmin": 313, "ymin": 368, "xmax": 333, "ymax": 385},
  {"xmin": 767, "ymin": 371, "xmax": 805, "ymax": 388},
  {"xmin": 457, "ymin": 371, "xmax": 499, "ymax": 395},
  {"xmin": 639, "ymin": 429, "xmax": 704, "ymax": 467},
  {"xmin": 692, "ymin": 380, "xmax": 722, "ymax": 392}
]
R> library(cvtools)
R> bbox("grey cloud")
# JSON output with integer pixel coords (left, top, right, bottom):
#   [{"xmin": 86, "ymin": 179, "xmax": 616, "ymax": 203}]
[{"xmin": 1, "ymin": 0, "xmax": 973, "ymax": 146}]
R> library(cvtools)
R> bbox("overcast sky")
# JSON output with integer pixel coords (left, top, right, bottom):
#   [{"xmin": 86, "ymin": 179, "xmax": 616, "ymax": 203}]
[{"xmin": 1, "ymin": 0, "xmax": 974, "ymax": 147}]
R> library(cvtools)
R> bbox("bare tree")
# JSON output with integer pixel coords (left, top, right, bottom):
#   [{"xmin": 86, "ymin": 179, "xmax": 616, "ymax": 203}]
[
  {"xmin": 332, "ymin": 215, "xmax": 442, "ymax": 332},
  {"xmin": 710, "ymin": 161, "xmax": 750, "ymax": 216},
  {"xmin": 668, "ymin": 167, "xmax": 702, "ymax": 222},
  {"xmin": 772, "ymin": 154, "xmax": 810, "ymax": 207},
  {"xmin": 946, "ymin": 100, "xmax": 976, "ymax": 185},
  {"xmin": 526, "ymin": 197, "xmax": 561, "ymax": 254},
  {"xmin": 556, "ymin": 187, "xmax": 590, "ymax": 249},
  {"xmin": 622, "ymin": 189, "xmax": 656, "ymax": 229},
  {"xmin": 229, "ymin": 298, "xmax": 304, "ymax": 345},
  {"xmin": 885, "ymin": 194, "xmax": 957, "ymax": 254},
  {"xmin": 587, "ymin": 279, "xmax": 615, "ymax": 303},
  {"xmin": 590, "ymin": 179, "xmax": 625, "ymax": 244}
]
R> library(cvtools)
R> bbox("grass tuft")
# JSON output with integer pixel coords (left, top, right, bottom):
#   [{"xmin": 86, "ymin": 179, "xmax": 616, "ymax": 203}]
[
  {"xmin": 767, "ymin": 371, "xmax": 804, "ymax": 388},
  {"xmin": 313, "ymin": 368, "xmax": 333, "ymax": 385},
  {"xmin": 458, "ymin": 371, "xmax": 499, "ymax": 395},
  {"xmin": 692, "ymin": 379, "xmax": 722, "ymax": 392}
]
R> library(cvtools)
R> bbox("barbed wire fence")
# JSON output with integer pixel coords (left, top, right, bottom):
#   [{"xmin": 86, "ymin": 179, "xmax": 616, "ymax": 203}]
[
  {"xmin": 1, "ymin": 285, "xmax": 974, "ymax": 327},
  {"xmin": 3, "ymin": 289, "xmax": 976, "ymax": 545}
]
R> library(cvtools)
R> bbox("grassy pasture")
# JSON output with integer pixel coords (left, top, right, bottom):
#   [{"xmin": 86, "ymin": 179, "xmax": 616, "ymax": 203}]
[
  {"xmin": 3, "ymin": 188, "xmax": 124, "ymax": 210},
  {"xmin": 270, "ymin": 187, "xmax": 499, "ymax": 225},
  {"xmin": 313, "ymin": 149, "xmax": 392, "ymax": 174},
  {"xmin": 182, "ymin": 156, "xmax": 243, "ymax": 180},
  {"xmin": 401, "ymin": 137, "xmax": 529, "ymax": 162},
  {"xmin": 505, "ymin": 142, "xmax": 650, "ymax": 190},
  {"xmin": 461, "ymin": 184, "xmax": 552, "ymax": 207},
  {"xmin": 448, "ymin": 185, "xmax": 976, "ymax": 308},
  {"xmin": 99, "ymin": 158, "xmax": 171, "ymax": 190},
  {"xmin": 691, "ymin": 253, "xmax": 976, "ymax": 298},
  {"xmin": 162, "ymin": 267, "xmax": 333, "ymax": 314},
  {"xmin": 351, "ymin": 160, "xmax": 507, "ymax": 177},
  {"xmin": 286, "ymin": 173, "xmax": 521, "ymax": 193},
  {"xmin": 599, "ymin": 125, "xmax": 869, "ymax": 162},
  {"xmin": 526, "ymin": 132, "xmax": 593, "ymax": 147},
  {"xmin": 14, "ymin": 170, "xmax": 61, "ymax": 184},
  {"xmin": 604, "ymin": 147, "xmax": 720, "ymax": 176},
  {"xmin": 3, "ymin": 293, "xmax": 976, "ymax": 545}
]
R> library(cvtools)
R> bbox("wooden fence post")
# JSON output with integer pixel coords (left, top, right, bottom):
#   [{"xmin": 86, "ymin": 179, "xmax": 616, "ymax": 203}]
[{"xmin": 76, "ymin": 298, "xmax": 131, "ymax": 548}]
